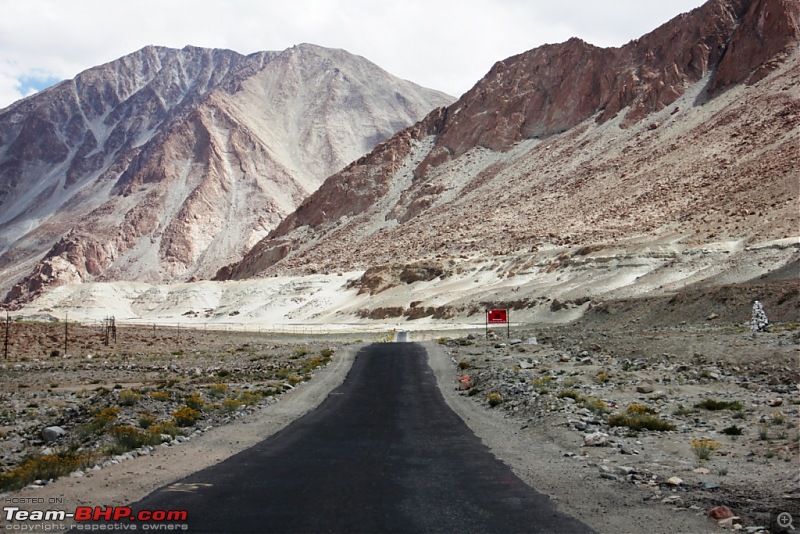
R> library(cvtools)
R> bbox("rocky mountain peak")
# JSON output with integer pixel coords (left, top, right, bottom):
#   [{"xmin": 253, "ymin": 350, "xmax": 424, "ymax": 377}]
[
  {"xmin": 414, "ymin": 0, "xmax": 798, "ymax": 177},
  {"xmin": 0, "ymin": 44, "xmax": 453, "ymax": 307}
]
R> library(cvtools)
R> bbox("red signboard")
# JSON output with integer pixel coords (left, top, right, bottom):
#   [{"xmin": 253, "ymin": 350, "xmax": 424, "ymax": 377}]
[{"xmin": 487, "ymin": 309, "xmax": 508, "ymax": 324}]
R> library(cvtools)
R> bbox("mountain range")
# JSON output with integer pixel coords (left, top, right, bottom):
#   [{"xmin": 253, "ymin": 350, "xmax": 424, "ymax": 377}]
[
  {"xmin": 3, "ymin": 0, "xmax": 798, "ymax": 324},
  {"xmin": 0, "ymin": 44, "xmax": 452, "ymax": 306},
  {"xmin": 221, "ymin": 0, "xmax": 798, "ymax": 282}
]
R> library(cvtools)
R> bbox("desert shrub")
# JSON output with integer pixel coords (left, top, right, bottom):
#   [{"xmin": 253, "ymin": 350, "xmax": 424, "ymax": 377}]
[
  {"xmin": 608, "ymin": 404, "xmax": 674, "ymax": 431},
  {"xmin": 137, "ymin": 413, "xmax": 155, "ymax": 429},
  {"xmin": 594, "ymin": 372, "xmax": 610, "ymax": 383},
  {"xmin": 75, "ymin": 406, "xmax": 119, "ymax": 440},
  {"xmin": 172, "ymin": 406, "xmax": 201, "ymax": 427},
  {"xmin": 208, "ymin": 383, "xmax": 229, "ymax": 399},
  {"xmin": 458, "ymin": 360, "xmax": 470, "ymax": 370},
  {"xmin": 293, "ymin": 347, "xmax": 310, "ymax": 358},
  {"xmin": 722, "ymin": 425, "xmax": 743, "ymax": 436},
  {"xmin": 691, "ymin": 438, "xmax": 721, "ymax": 461},
  {"xmin": 580, "ymin": 397, "xmax": 611, "ymax": 415},
  {"xmin": 237, "ymin": 391, "xmax": 261, "ymax": 406},
  {"xmin": 259, "ymin": 386, "xmax": 279, "ymax": 397},
  {"xmin": 772, "ymin": 413, "xmax": 786, "ymax": 425},
  {"xmin": 149, "ymin": 421, "xmax": 178, "ymax": 438},
  {"xmin": 185, "ymin": 393, "xmax": 205, "ymax": 411},
  {"xmin": 608, "ymin": 413, "xmax": 676, "ymax": 432},
  {"xmin": 150, "ymin": 391, "xmax": 171, "ymax": 402},
  {"xmin": 487, "ymin": 393, "xmax": 502, "ymax": 407},
  {"xmin": 695, "ymin": 398, "xmax": 743, "ymax": 411},
  {"xmin": 626, "ymin": 403, "xmax": 656, "ymax": 415},
  {"xmin": 562, "ymin": 376, "xmax": 580, "ymax": 388},
  {"xmin": 301, "ymin": 356, "xmax": 331, "ymax": 374},
  {"xmin": 320, "ymin": 348, "xmax": 335, "ymax": 358},
  {"xmin": 109, "ymin": 426, "xmax": 160, "ymax": 454},
  {"xmin": 222, "ymin": 399, "xmax": 241, "ymax": 413},
  {"xmin": 118, "ymin": 390, "xmax": 140, "ymax": 406},
  {"xmin": 0, "ymin": 449, "xmax": 94, "ymax": 491},
  {"xmin": 289, "ymin": 375, "xmax": 304, "ymax": 386},
  {"xmin": 276, "ymin": 368, "xmax": 292, "ymax": 380},
  {"xmin": 557, "ymin": 389, "xmax": 581, "ymax": 401},
  {"xmin": 93, "ymin": 406, "xmax": 119, "ymax": 423},
  {"xmin": 532, "ymin": 376, "xmax": 553, "ymax": 393}
]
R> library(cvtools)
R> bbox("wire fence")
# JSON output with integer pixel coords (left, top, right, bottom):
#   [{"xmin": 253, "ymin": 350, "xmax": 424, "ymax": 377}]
[{"xmin": 1, "ymin": 313, "xmax": 494, "ymax": 362}]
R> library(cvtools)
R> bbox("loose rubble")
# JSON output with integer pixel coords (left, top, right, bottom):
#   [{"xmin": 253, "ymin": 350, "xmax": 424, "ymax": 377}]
[
  {"xmin": 438, "ymin": 321, "xmax": 799, "ymax": 532},
  {"xmin": 0, "ymin": 323, "xmax": 357, "ymax": 493}
]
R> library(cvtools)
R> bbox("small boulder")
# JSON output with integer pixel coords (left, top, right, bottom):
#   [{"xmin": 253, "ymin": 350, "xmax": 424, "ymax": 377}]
[
  {"xmin": 666, "ymin": 476, "xmax": 683, "ymax": 486},
  {"xmin": 583, "ymin": 432, "xmax": 609, "ymax": 447},
  {"xmin": 662, "ymin": 495, "xmax": 685, "ymax": 507},
  {"xmin": 636, "ymin": 385, "xmax": 655, "ymax": 394},
  {"xmin": 768, "ymin": 398, "xmax": 783, "ymax": 407},
  {"xmin": 458, "ymin": 375, "xmax": 474, "ymax": 390},
  {"xmin": 708, "ymin": 505, "xmax": 735, "ymax": 520},
  {"xmin": 42, "ymin": 426, "xmax": 66, "ymax": 443},
  {"xmin": 718, "ymin": 517, "xmax": 741, "ymax": 528}
]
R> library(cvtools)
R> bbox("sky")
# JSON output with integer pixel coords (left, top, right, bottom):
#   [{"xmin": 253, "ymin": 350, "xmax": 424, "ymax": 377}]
[{"xmin": 0, "ymin": 0, "xmax": 708, "ymax": 109}]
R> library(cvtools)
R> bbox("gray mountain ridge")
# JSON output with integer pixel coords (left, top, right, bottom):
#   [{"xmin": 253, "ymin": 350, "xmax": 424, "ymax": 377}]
[{"xmin": 0, "ymin": 43, "xmax": 453, "ymax": 306}]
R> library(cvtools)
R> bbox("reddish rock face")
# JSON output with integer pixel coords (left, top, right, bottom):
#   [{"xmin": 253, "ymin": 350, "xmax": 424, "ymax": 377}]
[
  {"xmin": 420, "ymin": 0, "xmax": 797, "ymax": 175},
  {"xmin": 222, "ymin": 0, "xmax": 799, "ymax": 280},
  {"xmin": 709, "ymin": 0, "xmax": 800, "ymax": 94}
]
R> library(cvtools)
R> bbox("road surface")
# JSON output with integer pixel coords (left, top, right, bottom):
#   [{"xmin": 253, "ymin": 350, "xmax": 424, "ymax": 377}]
[{"xmin": 112, "ymin": 342, "xmax": 593, "ymax": 533}]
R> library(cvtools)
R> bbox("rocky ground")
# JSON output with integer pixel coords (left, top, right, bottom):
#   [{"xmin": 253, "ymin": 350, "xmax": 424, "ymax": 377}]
[
  {"xmin": 434, "ymin": 317, "xmax": 799, "ymax": 533},
  {"xmin": 0, "ymin": 304, "xmax": 797, "ymax": 533},
  {"xmin": 0, "ymin": 321, "xmax": 367, "ymax": 492}
]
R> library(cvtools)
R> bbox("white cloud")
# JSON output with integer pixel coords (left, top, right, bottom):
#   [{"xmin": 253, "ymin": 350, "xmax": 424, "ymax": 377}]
[{"xmin": 0, "ymin": 0, "xmax": 707, "ymax": 109}]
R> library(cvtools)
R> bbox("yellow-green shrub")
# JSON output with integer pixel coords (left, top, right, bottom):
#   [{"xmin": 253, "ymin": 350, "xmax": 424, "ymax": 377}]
[
  {"xmin": 0, "ymin": 450, "xmax": 94, "ymax": 491},
  {"xmin": 691, "ymin": 438, "xmax": 721, "ymax": 461},
  {"xmin": 172, "ymin": 406, "xmax": 201, "ymax": 427},
  {"xmin": 118, "ymin": 390, "xmax": 140, "ymax": 406}
]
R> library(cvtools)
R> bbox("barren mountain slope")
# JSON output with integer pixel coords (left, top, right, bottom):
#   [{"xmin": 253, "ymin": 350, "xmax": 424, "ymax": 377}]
[
  {"xmin": 222, "ymin": 0, "xmax": 798, "ymax": 287},
  {"xmin": 0, "ymin": 44, "xmax": 453, "ymax": 307}
]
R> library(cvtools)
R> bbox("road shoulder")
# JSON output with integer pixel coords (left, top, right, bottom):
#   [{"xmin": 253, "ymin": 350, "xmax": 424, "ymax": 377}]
[
  {"xmin": 424, "ymin": 340, "xmax": 716, "ymax": 534},
  {"xmin": 6, "ymin": 343, "xmax": 361, "ymax": 514}
]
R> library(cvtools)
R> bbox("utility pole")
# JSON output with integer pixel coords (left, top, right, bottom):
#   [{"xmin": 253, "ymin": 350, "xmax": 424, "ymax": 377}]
[
  {"xmin": 64, "ymin": 312, "xmax": 68, "ymax": 357},
  {"xmin": 4, "ymin": 311, "xmax": 9, "ymax": 360}
]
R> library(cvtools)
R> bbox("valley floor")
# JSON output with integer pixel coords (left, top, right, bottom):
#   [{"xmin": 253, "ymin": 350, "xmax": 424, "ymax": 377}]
[{"xmin": 0, "ymin": 313, "xmax": 797, "ymax": 533}]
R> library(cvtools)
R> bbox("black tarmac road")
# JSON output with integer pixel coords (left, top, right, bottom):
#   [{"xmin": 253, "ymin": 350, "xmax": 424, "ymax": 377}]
[{"xmin": 118, "ymin": 342, "xmax": 593, "ymax": 533}]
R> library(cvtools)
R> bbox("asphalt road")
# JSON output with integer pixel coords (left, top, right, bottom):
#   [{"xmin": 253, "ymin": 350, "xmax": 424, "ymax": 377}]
[{"xmin": 115, "ymin": 342, "xmax": 593, "ymax": 533}]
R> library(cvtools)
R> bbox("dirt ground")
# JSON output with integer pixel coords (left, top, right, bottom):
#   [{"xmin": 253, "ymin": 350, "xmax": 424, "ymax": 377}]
[
  {"xmin": 0, "ymin": 285, "xmax": 797, "ymax": 533},
  {"xmin": 0, "ymin": 323, "xmax": 371, "ymax": 489},
  {"xmin": 429, "ymin": 295, "xmax": 799, "ymax": 533}
]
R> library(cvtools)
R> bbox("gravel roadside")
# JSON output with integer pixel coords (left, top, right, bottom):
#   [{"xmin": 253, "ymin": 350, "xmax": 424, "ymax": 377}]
[{"xmin": 425, "ymin": 339, "xmax": 719, "ymax": 534}]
